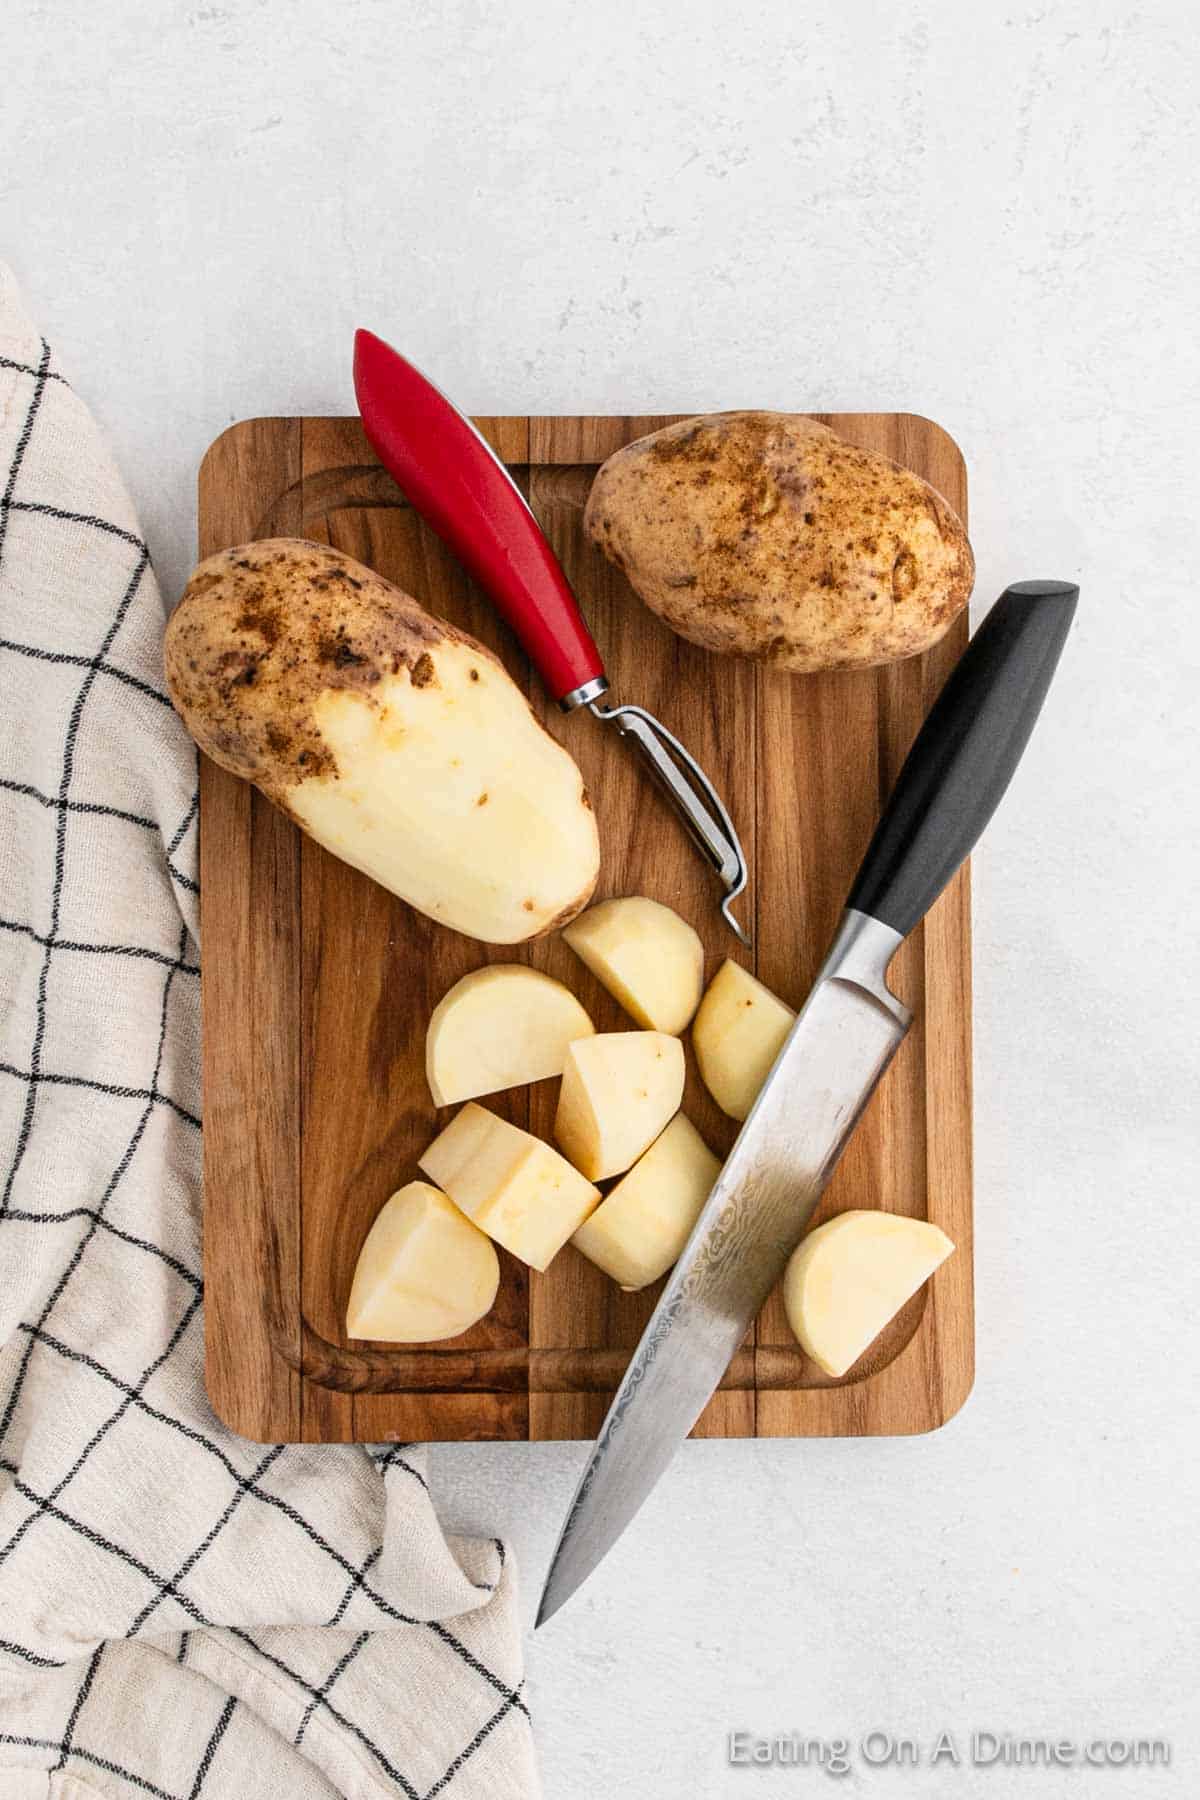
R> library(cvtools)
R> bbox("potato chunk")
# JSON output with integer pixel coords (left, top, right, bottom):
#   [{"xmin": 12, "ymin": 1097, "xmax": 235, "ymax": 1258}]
[
  {"xmin": 346, "ymin": 1180, "xmax": 499, "ymax": 1343},
  {"xmin": 165, "ymin": 539, "xmax": 599, "ymax": 943},
  {"xmin": 782, "ymin": 1210, "xmax": 955, "ymax": 1376},
  {"xmin": 562, "ymin": 896, "xmax": 704, "ymax": 1033},
  {"xmin": 426, "ymin": 965, "xmax": 594, "ymax": 1106},
  {"xmin": 554, "ymin": 1032, "xmax": 686, "ymax": 1181},
  {"xmin": 419, "ymin": 1103, "xmax": 599, "ymax": 1271},
  {"xmin": 571, "ymin": 1113, "xmax": 721, "ymax": 1290},
  {"xmin": 692, "ymin": 960, "xmax": 796, "ymax": 1121}
]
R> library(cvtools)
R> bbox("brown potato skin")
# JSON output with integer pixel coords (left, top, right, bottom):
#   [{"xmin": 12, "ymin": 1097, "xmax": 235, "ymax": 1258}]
[
  {"xmin": 164, "ymin": 537, "xmax": 505, "ymax": 800},
  {"xmin": 584, "ymin": 412, "xmax": 974, "ymax": 673}
]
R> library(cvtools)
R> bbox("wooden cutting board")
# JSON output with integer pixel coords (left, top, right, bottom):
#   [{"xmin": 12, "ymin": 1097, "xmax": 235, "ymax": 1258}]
[{"xmin": 198, "ymin": 412, "xmax": 974, "ymax": 1444}]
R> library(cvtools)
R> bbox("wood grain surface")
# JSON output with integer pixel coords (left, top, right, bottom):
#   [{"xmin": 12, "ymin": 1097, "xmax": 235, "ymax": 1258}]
[{"xmin": 198, "ymin": 412, "xmax": 974, "ymax": 1444}]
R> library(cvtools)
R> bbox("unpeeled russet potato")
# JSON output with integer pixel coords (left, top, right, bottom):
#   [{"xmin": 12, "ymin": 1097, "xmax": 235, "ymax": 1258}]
[
  {"xmin": 165, "ymin": 539, "xmax": 599, "ymax": 943},
  {"xmin": 562, "ymin": 896, "xmax": 704, "ymax": 1034},
  {"xmin": 585, "ymin": 412, "xmax": 973, "ymax": 673},
  {"xmin": 346, "ymin": 1180, "xmax": 499, "ymax": 1342},
  {"xmin": 783, "ymin": 1210, "xmax": 955, "ymax": 1376},
  {"xmin": 426, "ymin": 965, "xmax": 594, "ymax": 1106},
  {"xmin": 554, "ymin": 1032, "xmax": 686, "ymax": 1181},
  {"xmin": 692, "ymin": 960, "xmax": 795, "ymax": 1121},
  {"xmin": 419, "ymin": 1102, "xmax": 600, "ymax": 1271},
  {"xmin": 571, "ymin": 1113, "xmax": 721, "ymax": 1290}
]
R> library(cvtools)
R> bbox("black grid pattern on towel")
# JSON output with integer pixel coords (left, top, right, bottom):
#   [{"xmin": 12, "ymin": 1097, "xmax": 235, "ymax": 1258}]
[{"xmin": 0, "ymin": 344, "xmax": 527, "ymax": 1800}]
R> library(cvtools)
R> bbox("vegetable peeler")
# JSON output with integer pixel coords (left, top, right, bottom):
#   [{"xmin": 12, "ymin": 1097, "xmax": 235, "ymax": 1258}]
[{"xmin": 353, "ymin": 329, "xmax": 751, "ymax": 946}]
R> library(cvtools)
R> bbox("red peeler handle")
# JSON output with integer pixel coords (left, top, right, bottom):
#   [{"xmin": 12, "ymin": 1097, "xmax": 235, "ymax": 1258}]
[{"xmin": 353, "ymin": 329, "xmax": 606, "ymax": 707}]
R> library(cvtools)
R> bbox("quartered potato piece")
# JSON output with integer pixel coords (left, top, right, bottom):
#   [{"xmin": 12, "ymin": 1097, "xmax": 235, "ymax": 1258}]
[
  {"xmin": 554, "ymin": 1031, "xmax": 686, "ymax": 1182},
  {"xmin": 692, "ymin": 959, "xmax": 795, "ymax": 1121},
  {"xmin": 346, "ymin": 1180, "xmax": 499, "ymax": 1343},
  {"xmin": 426, "ymin": 965, "xmax": 594, "ymax": 1106},
  {"xmin": 571, "ymin": 1113, "xmax": 721, "ymax": 1291},
  {"xmin": 783, "ymin": 1210, "xmax": 955, "ymax": 1376},
  {"xmin": 420, "ymin": 1103, "xmax": 600, "ymax": 1271},
  {"xmin": 563, "ymin": 896, "xmax": 704, "ymax": 1034}
]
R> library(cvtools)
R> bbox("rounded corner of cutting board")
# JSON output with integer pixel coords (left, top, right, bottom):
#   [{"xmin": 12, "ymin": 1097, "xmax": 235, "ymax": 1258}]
[
  {"xmin": 199, "ymin": 416, "xmax": 282, "ymax": 482},
  {"xmin": 930, "ymin": 1357, "xmax": 976, "ymax": 1434},
  {"xmin": 893, "ymin": 411, "xmax": 970, "ymax": 482}
]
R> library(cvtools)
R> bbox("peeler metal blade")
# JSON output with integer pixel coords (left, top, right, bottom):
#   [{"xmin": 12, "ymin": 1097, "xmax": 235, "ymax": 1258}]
[{"xmin": 589, "ymin": 699, "xmax": 751, "ymax": 947}]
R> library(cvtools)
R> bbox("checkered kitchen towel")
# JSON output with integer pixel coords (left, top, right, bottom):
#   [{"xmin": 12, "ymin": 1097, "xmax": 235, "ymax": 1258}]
[{"xmin": 0, "ymin": 266, "xmax": 538, "ymax": 1800}]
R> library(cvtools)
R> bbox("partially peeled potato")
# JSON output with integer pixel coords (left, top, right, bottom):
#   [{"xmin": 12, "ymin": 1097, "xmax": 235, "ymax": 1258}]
[{"xmin": 165, "ymin": 539, "xmax": 600, "ymax": 943}]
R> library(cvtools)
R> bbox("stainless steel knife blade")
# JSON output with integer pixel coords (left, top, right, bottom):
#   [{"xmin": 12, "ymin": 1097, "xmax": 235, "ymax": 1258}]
[
  {"xmin": 536, "ymin": 580, "xmax": 1078, "ymax": 1627},
  {"xmin": 537, "ymin": 910, "xmax": 909, "ymax": 1626}
]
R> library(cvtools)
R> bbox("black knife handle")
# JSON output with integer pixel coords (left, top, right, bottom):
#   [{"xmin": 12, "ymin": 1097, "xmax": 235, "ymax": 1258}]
[{"xmin": 846, "ymin": 580, "xmax": 1078, "ymax": 940}]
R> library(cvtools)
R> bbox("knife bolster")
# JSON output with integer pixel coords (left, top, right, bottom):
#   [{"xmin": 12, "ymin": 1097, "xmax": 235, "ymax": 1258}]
[{"xmin": 820, "ymin": 909, "xmax": 911, "ymax": 1027}]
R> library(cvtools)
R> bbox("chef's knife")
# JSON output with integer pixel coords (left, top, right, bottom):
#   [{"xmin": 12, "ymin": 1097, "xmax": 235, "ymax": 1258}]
[
  {"xmin": 353, "ymin": 330, "xmax": 751, "ymax": 942},
  {"xmin": 537, "ymin": 579, "xmax": 1078, "ymax": 1625}
]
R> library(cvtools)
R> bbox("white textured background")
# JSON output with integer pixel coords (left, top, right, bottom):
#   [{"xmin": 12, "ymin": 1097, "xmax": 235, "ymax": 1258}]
[{"xmin": 5, "ymin": 1, "xmax": 1199, "ymax": 1793}]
